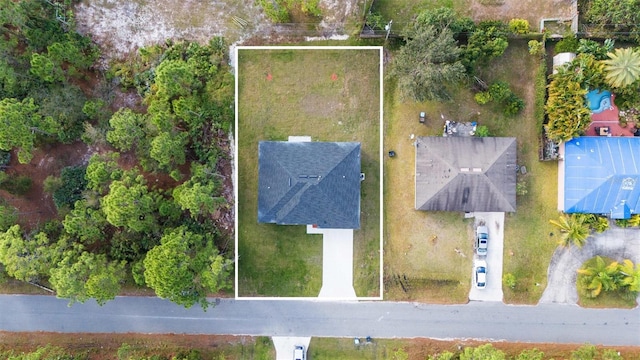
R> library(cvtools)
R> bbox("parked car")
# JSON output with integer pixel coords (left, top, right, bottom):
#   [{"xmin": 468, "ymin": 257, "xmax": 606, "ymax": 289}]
[
  {"xmin": 474, "ymin": 260, "xmax": 487, "ymax": 289},
  {"xmin": 294, "ymin": 345, "xmax": 305, "ymax": 360},
  {"xmin": 475, "ymin": 225, "xmax": 489, "ymax": 256}
]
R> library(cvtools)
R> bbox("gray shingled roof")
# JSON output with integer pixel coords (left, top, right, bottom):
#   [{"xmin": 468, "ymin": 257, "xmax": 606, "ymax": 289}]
[
  {"xmin": 415, "ymin": 136, "xmax": 517, "ymax": 212},
  {"xmin": 258, "ymin": 141, "xmax": 361, "ymax": 229}
]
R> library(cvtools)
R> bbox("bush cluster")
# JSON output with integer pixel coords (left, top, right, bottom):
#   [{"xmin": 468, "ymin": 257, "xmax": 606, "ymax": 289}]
[
  {"xmin": 474, "ymin": 81, "xmax": 525, "ymax": 116},
  {"xmin": 53, "ymin": 166, "xmax": 88, "ymax": 209}
]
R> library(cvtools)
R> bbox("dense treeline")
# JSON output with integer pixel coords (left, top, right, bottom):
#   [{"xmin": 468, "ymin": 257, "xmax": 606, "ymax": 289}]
[{"xmin": 0, "ymin": 0, "xmax": 234, "ymax": 308}]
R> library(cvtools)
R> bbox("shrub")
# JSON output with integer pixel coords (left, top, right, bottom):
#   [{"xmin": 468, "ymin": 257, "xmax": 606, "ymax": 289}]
[
  {"xmin": 508, "ymin": 19, "xmax": 530, "ymax": 34},
  {"xmin": 528, "ymin": 40, "xmax": 545, "ymax": 57},
  {"xmin": 504, "ymin": 94, "xmax": 525, "ymax": 116},
  {"xmin": 475, "ymin": 81, "xmax": 524, "ymax": 115},
  {"xmin": 0, "ymin": 175, "xmax": 32, "ymax": 195},
  {"xmin": 516, "ymin": 178, "xmax": 528, "ymax": 196},
  {"xmin": 503, "ymin": 273, "xmax": 517, "ymax": 289},
  {"xmin": 256, "ymin": 0, "xmax": 289, "ymax": 23},
  {"xmin": 365, "ymin": 11, "xmax": 385, "ymax": 30},
  {"xmin": 0, "ymin": 151, "xmax": 10, "ymax": 169},
  {"xmin": 300, "ymin": 0, "xmax": 321, "ymax": 17},
  {"xmin": 43, "ymin": 175, "xmax": 63, "ymax": 194},
  {"xmin": 488, "ymin": 81, "xmax": 511, "ymax": 102},
  {"xmin": 474, "ymin": 92, "xmax": 492, "ymax": 105},
  {"xmin": 475, "ymin": 125, "xmax": 490, "ymax": 137},
  {"xmin": 82, "ymin": 99, "xmax": 106, "ymax": 120},
  {"xmin": 53, "ymin": 166, "xmax": 88, "ymax": 209},
  {"xmin": 554, "ymin": 35, "xmax": 579, "ymax": 53},
  {"xmin": 0, "ymin": 203, "xmax": 17, "ymax": 231}
]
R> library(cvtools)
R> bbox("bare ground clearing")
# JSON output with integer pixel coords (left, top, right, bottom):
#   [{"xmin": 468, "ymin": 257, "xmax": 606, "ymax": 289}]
[{"xmin": 74, "ymin": 0, "xmax": 361, "ymax": 60}]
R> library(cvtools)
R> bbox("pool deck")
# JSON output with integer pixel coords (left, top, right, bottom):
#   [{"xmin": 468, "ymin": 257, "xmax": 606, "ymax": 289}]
[{"xmin": 585, "ymin": 93, "xmax": 637, "ymax": 137}]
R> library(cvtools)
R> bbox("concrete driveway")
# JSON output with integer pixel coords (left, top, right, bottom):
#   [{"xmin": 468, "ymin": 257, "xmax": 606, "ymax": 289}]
[
  {"xmin": 540, "ymin": 227, "xmax": 640, "ymax": 304},
  {"xmin": 307, "ymin": 226, "xmax": 357, "ymax": 299},
  {"xmin": 468, "ymin": 212, "xmax": 504, "ymax": 302},
  {"xmin": 272, "ymin": 336, "xmax": 310, "ymax": 360}
]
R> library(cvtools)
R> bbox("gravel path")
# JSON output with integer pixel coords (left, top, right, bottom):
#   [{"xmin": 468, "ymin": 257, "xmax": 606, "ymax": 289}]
[{"xmin": 540, "ymin": 227, "xmax": 640, "ymax": 304}]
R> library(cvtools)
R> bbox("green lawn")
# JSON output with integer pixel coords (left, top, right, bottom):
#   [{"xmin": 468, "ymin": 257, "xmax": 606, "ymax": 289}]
[
  {"xmin": 236, "ymin": 48, "xmax": 381, "ymax": 297},
  {"xmin": 384, "ymin": 40, "xmax": 558, "ymax": 303},
  {"xmin": 477, "ymin": 40, "xmax": 560, "ymax": 304}
]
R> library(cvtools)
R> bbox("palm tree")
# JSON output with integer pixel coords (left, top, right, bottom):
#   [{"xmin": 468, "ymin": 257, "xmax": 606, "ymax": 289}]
[
  {"xmin": 628, "ymin": 214, "xmax": 640, "ymax": 227},
  {"xmin": 602, "ymin": 48, "xmax": 640, "ymax": 88},
  {"xmin": 619, "ymin": 259, "xmax": 640, "ymax": 293},
  {"xmin": 577, "ymin": 256, "xmax": 622, "ymax": 298},
  {"xmin": 549, "ymin": 214, "xmax": 590, "ymax": 248}
]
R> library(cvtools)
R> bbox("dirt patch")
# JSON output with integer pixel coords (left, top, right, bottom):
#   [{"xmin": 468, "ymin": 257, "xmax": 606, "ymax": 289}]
[
  {"xmin": 1, "ymin": 142, "xmax": 92, "ymax": 232},
  {"xmin": 469, "ymin": 0, "xmax": 574, "ymax": 30},
  {"xmin": 300, "ymin": 93, "xmax": 344, "ymax": 117}
]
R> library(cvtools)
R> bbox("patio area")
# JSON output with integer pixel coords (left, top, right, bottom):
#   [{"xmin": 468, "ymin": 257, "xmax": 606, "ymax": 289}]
[{"xmin": 584, "ymin": 92, "xmax": 638, "ymax": 137}]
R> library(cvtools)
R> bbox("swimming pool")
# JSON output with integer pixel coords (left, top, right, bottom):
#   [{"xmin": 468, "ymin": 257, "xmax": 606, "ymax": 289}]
[{"xmin": 586, "ymin": 89, "xmax": 612, "ymax": 114}]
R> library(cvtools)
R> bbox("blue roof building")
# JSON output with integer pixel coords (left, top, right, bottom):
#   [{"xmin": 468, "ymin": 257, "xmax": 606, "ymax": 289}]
[
  {"xmin": 563, "ymin": 137, "xmax": 640, "ymax": 219},
  {"xmin": 258, "ymin": 141, "xmax": 361, "ymax": 229}
]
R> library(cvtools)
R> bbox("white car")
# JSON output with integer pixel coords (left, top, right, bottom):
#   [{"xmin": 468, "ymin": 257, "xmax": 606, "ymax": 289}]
[
  {"xmin": 294, "ymin": 345, "xmax": 305, "ymax": 360},
  {"xmin": 474, "ymin": 260, "xmax": 487, "ymax": 289}
]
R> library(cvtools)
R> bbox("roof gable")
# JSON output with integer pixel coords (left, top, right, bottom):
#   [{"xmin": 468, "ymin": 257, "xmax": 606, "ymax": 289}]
[
  {"xmin": 415, "ymin": 136, "xmax": 517, "ymax": 212},
  {"xmin": 564, "ymin": 137, "xmax": 640, "ymax": 218},
  {"xmin": 258, "ymin": 141, "xmax": 361, "ymax": 229}
]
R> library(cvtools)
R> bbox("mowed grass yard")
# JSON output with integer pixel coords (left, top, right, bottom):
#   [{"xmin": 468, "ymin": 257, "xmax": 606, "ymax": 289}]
[
  {"xmin": 237, "ymin": 48, "xmax": 381, "ymax": 297},
  {"xmin": 384, "ymin": 40, "xmax": 559, "ymax": 304}
]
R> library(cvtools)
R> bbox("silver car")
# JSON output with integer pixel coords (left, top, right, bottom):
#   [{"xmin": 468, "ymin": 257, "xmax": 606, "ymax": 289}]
[{"xmin": 475, "ymin": 225, "xmax": 489, "ymax": 256}]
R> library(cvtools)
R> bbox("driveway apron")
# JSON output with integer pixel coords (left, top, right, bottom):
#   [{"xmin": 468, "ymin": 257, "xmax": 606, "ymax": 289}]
[{"xmin": 307, "ymin": 226, "xmax": 357, "ymax": 299}]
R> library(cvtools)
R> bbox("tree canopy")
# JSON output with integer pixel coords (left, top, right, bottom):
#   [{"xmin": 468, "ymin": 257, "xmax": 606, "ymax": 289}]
[
  {"xmin": 0, "ymin": 225, "xmax": 52, "ymax": 283},
  {"xmin": 101, "ymin": 173, "xmax": 158, "ymax": 233},
  {"xmin": 0, "ymin": 26, "xmax": 235, "ymax": 308},
  {"xmin": 143, "ymin": 226, "xmax": 232, "ymax": 309},
  {"xmin": 49, "ymin": 251, "xmax": 126, "ymax": 305},
  {"xmin": 390, "ymin": 24, "xmax": 465, "ymax": 102},
  {"xmin": 0, "ymin": 97, "xmax": 58, "ymax": 163}
]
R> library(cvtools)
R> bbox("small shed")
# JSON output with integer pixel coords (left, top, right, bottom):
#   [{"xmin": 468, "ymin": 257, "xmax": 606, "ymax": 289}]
[{"xmin": 552, "ymin": 52, "xmax": 576, "ymax": 74}]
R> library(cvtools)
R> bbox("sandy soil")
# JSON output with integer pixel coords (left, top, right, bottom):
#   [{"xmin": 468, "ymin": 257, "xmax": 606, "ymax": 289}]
[
  {"xmin": 74, "ymin": 0, "xmax": 361, "ymax": 60},
  {"xmin": 1, "ymin": 142, "xmax": 90, "ymax": 232}
]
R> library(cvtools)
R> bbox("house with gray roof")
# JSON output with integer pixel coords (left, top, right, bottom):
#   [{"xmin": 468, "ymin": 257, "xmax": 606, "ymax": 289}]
[
  {"xmin": 415, "ymin": 136, "xmax": 517, "ymax": 212},
  {"xmin": 258, "ymin": 140, "xmax": 361, "ymax": 229}
]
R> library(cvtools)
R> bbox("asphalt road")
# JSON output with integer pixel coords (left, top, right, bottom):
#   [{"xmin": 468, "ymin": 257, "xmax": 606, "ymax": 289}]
[{"xmin": 1, "ymin": 295, "xmax": 639, "ymax": 346}]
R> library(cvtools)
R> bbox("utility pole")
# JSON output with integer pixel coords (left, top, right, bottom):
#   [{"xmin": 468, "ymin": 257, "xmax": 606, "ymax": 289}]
[{"xmin": 385, "ymin": 20, "xmax": 393, "ymax": 41}]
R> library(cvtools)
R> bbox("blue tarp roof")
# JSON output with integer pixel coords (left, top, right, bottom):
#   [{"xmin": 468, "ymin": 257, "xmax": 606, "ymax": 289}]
[{"xmin": 564, "ymin": 137, "xmax": 640, "ymax": 219}]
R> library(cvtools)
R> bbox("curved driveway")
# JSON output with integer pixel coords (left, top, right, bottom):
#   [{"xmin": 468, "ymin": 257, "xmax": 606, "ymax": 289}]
[
  {"xmin": 540, "ymin": 227, "xmax": 640, "ymax": 304},
  {"xmin": 0, "ymin": 295, "xmax": 638, "ymax": 346}
]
